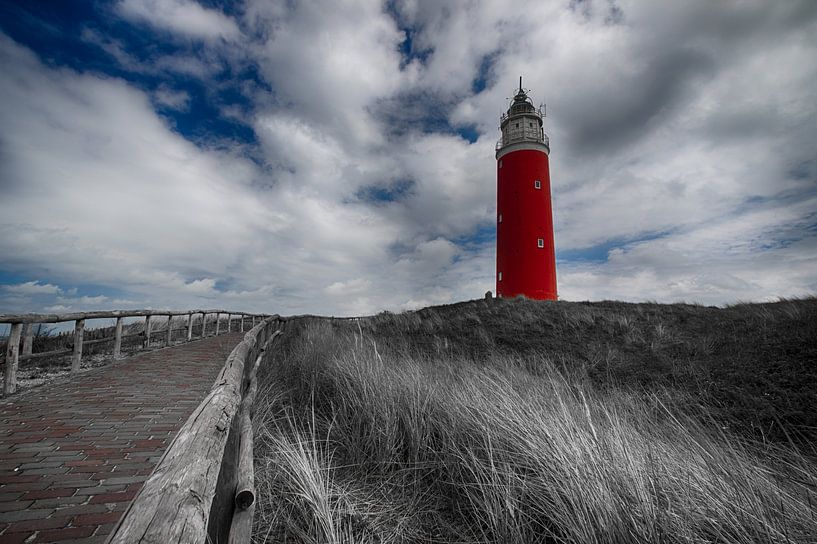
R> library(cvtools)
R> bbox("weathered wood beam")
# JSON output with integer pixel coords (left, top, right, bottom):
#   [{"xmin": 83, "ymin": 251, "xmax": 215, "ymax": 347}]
[
  {"xmin": 227, "ymin": 502, "xmax": 254, "ymax": 544},
  {"xmin": 234, "ymin": 367, "xmax": 260, "ymax": 510},
  {"xmin": 113, "ymin": 317, "xmax": 123, "ymax": 359},
  {"xmin": 215, "ymin": 313, "xmax": 221, "ymax": 336},
  {"xmin": 165, "ymin": 315, "xmax": 172, "ymax": 346},
  {"xmin": 187, "ymin": 313, "xmax": 194, "ymax": 341},
  {"xmin": 143, "ymin": 315, "xmax": 152, "ymax": 349},
  {"xmin": 21, "ymin": 323, "xmax": 33, "ymax": 357},
  {"xmin": 71, "ymin": 319, "xmax": 84, "ymax": 374},
  {"xmin": 3, "ymin": 323, "xmax": 22, "ymax": 395}
]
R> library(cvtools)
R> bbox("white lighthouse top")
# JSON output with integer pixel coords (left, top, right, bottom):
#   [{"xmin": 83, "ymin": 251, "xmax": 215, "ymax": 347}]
[{"xmin": 496, "ymin": 77, "xmax": 549, "ymax": 159}]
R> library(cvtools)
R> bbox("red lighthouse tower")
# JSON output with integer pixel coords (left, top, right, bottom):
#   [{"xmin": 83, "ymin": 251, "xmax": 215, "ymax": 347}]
[{"xmin": 496, "ymin": 78, "xmax": 557, "ymax": 300}]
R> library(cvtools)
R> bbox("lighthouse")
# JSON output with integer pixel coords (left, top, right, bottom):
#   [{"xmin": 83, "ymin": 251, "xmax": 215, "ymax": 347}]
[{"xmin": 495, "ymin": 78, "xmax": 557, "ymax": 300}]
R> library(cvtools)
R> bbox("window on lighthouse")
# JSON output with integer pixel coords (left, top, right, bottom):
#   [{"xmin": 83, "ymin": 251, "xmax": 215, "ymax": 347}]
[
  {"xmin": 498, "ymin": 213, "xmax": 503, "ymax": 223},
  {"xmin": 537, "ymin": 238, "xmax": 544, "ymax": 248},
  {"xmin": 498, "ymin": 272, "xmax": 503, "ymax": 281},
  {"xmin": 534, "ymin": 180, "xmax": 541, "ymax": 189}
]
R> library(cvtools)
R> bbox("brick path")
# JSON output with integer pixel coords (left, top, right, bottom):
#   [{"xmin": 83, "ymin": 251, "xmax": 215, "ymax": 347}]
[{"xmin": 0, "ymin": 333, "xmax": 243, "ymax": 543}]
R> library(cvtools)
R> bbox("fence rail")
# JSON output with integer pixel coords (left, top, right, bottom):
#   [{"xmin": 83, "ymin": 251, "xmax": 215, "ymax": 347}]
[{"xmin": 1, "ymin": 309, "xmax": 269, "ymax": 395}]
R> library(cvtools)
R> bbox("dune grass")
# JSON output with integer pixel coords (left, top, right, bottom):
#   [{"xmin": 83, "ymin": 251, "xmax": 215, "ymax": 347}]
[{"xmin": 252, "ymin": 298, "xmax": 817, "ymax": 542}]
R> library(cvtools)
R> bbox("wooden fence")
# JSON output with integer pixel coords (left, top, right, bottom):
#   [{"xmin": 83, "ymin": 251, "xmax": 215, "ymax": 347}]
[
  {"xmin": 0, "ymin": 309, "xmax": 269, "ymax": 396},
  {"xmin": 108, "ymin": 315, "xmax": 284, "ymax": 543},
  {"xmin": 0, "ymin": 308, "xmax": 287, "ymax": 542}
]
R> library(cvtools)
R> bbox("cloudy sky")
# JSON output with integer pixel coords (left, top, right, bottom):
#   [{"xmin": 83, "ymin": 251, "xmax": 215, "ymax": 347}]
[{"xmin": 1, "ymin": 0, "xmax": 816, "ymax": 318}]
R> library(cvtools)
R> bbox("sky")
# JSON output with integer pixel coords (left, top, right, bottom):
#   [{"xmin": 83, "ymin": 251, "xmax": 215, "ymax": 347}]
[{"xmin": 1, "ymin": 0, "xmax": 816, "ymax": 319}]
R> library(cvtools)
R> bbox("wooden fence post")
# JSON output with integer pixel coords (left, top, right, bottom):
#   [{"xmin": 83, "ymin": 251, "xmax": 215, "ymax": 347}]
[
  {"xmin": 113, "ymin": 317, "xmax": 123, "ymax": 359},
  {"xmin": 215, "ymin": 313, "xmax": 221, "ymax": 336},
  {"xmin": 227, "ymin": 314, "xmax": 232, "ymax": 333},
  {"xmin": 144, "ymin": 315, "xmax": 152, "ymax": 348},
  {"xmin": 187, "ymin": 313, "xmax": 194, "ymax": 341},
  {"xmin": 166, "ymin": 315, "xmax": 173, "ymax": 346},
  {"xmin": 71, "ymin": 319, "xmax": 85, "ymax": 373},
  {"xmin": 252, "ymin": 315, "xmax": 256, "ymax": 328},
  {"xmin": 3, "ymin": 323, "xmax": 22, "ymax": 395},
  {"xmin": 201, "ymin": 313, "xmax": 208, "ymax": 338},
  {"xmin": 240, "ymin": 314, "xmax": 244, "ymax": 333},
  {"xmin": 22, "ymin": 323, "xmax": 33, "ymax": 357}
]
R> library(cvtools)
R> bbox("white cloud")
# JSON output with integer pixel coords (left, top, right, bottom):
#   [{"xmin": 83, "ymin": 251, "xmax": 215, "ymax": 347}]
[
  {"xmin": 2, "ymin": 281, "xmax": 62, "ymax": 296},
  {"xmin": 116, "ymin": 0, "xmax": 241, "ymax": 41},
  {"xmin": 153, "ymin": 85, "xmax": 190, "ymax": 110}
]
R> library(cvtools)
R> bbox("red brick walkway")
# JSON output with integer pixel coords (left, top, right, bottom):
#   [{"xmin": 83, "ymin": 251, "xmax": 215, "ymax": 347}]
[{"xmin": 0, "ymin": 333, "xmax": 243, "ymax": 543}]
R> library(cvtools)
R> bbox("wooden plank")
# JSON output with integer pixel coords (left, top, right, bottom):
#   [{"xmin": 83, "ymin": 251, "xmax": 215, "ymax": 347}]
[
  {"xmin": 215, "ymin": 313, "xmax": 221, "ymax": 336},
  {"xmin": 166, "ymin": 315, "xmax": 173, "ymax": 346},
  {"xmin": 187, "ymin": 313, "xmax": 193, "ymax": 341},
  {"xmin": 144, "ymin": 315, "xmax": 152, "ymax": 349},
  {"xmin": 227, "ymin": 502, "xmax": 254, "ymax": 544},
  {"xmin": 239, "ymin": 314, "xmax": 244, "ymax": 333},
  {"xmin": 108, "ymin": 333, "xmax": 260, "ymax": 543},
  {"xmin": 234, "ymin": 377, "xmax": 259, "ymax": 510},
  {"xmin": 3, "ymin": 323, "xmax": 22, "ymax": 395},
  {"xmin": 21, "ymin": 323, "xmax": 33, "ymax": 357},
  {"xmin": 234, "ymin": 412, "xmax": 254, "ymax": 511},
  {"xmin": 71, "ymin": 319, "xmax": 84, "ymax": 374},
  {"xmin": 201, "ymin": 313, "xmax": 208, "ymax": 338},
  {"xmin": 113, "ymin": 317, "xmax": 123, "ymax": 359}
]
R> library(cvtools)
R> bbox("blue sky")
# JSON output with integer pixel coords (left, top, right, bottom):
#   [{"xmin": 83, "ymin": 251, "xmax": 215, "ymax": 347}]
[{"xmin": 1, "ymin": 0, "xmax": 816, "ymax": 318}]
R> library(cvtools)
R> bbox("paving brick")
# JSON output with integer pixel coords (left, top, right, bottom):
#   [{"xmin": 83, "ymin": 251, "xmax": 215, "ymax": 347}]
[
  {"xmin": 95, "ymin": 476, "xmax": 146, "ymax": 486},
  {"xmin": 21, "ymin": 489, "xmax": 76, "ymax": 500},
  {"xmin": 88, "ymin": 489, "xmax": 139, "ymax": 504},
  {"xmin": 0, "ymin": 507, "xmax": 55, "ymax": 523},
  {"xmin": 29, "ymin": 496, "xmax": 86, "ymax": 509},
  {"xmin": 0, "ymin": 475, "xmax": 40, "ymax": 484},
  {"xmin": 19, "ymin": 467, "xmax": 69, "ymax": 476},
  {"xmin": 3, "ymin": 515, "xmax": 71, "ymax": 532},
  {"xmin": 17, "ymin": 462, "xmax": 65, "ymax": 470},
  {"xmin": 0, "ymin": 531, "xmax": 33, "ymax": 544},
  {"xmin": 49, "ymin": 504, "xmax": 110, "ymax": 517},
  {"xmin": 63, "ymin": 460, "xmax": 101, "ymax": 467},
  {"xmin": 71, "ymin": 511, "xmax": 123, "ymax": 526},
  {"xmin": 0, "ymin": 482, "xmax": 50, "ymax": 492},
  {"xmin": 33, "ymin": 526, "xmax": 95, "ymax": 542},
  {"xmin": 67, "ymin": 466, "xmax": 110, "ymax": 474},
  {"xmin": 74, "ymin": 485, "xmax": 126, "ymax": 496},
  {"xmin": 0, "ymin": 500, "xmax": 32, "ymax": 512}
]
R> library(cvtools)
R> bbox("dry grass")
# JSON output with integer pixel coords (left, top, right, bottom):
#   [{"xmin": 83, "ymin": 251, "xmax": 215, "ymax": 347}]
[{"xmin": 253, "ymin": 298, "xmax": 817, "ymax": 543}]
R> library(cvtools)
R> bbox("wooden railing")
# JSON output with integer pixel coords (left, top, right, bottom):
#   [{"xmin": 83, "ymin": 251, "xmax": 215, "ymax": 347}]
[
  {"xmin": 0, "ymin": 309, "xmax": 269, "ymax": 395},
  {"xmin": 1, "ymin": 309, "xmax": 286, "ymax": 542},
  {"xmin": 108, "ymin": 315, "xmax": 285, "ymax": 543}
]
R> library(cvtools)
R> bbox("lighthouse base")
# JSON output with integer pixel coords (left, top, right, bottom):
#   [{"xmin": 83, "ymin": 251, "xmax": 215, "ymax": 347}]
[{"xmin": 497, "ymin": 288, "xmax": 557, "ymax": 301}]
